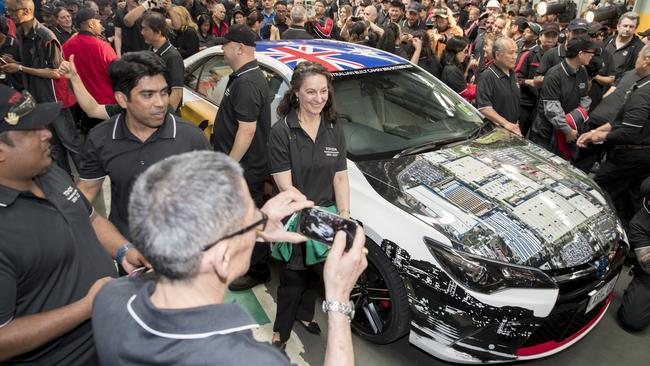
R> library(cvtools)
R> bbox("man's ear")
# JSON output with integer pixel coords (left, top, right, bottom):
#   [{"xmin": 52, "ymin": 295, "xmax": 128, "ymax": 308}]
[
  {"xmin": 115, "ymin": 91, "xmax": 129, "ymax": 109},
  {"xmin": 206, "ymin": 241, "xmax": 232, "ymax": 282}
]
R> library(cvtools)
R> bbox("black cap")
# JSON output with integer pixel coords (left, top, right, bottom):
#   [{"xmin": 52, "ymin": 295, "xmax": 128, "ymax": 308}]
[
  {"xmin": 541, "ymin": 22, "xmax": 560, "ymax": 35},
  {"xmin": 0, "ymin": 86, "xmax": 60, "ymax": 134},
  {"xmin": 232, "ymin": 6, "xmax": 245, "ymax": 16},
  {"xmin": 639, "ymin": 28, "xmax": 650, "ymax": 37},
  {"xmin": 215, "ymin": 24, "xmax": 258, "ymax": 47},
  {"xmin": 75, "ymin": 8, "xmax": 100, "ymax": 25},
  {"xmin": 568, "ymin": 18, "xmax": 589, "ymax": 31},
  {"xmin": 407, "ymin": 3, "xmax": 420, "ymax": 13},
  {"xmin": 42, "ymin": 4, "xmax": 56, "ymax": 14},
  {"xmin": 566, "ymin": 37, "xmax": 595, "ymax": 55}
]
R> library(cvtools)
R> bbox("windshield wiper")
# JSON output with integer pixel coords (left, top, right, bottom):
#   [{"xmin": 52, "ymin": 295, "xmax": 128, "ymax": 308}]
[
  {"xmin": 469, "ymin": 119, "xmax": 493, "ymax": 139},
  {"xmin": 393, "ymin": 136, "xmax": 467, "ymax": 158}
]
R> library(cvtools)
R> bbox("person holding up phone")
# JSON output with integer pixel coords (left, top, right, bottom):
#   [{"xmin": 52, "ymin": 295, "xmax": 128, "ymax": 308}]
[{"xmin": 268, "ymin": 61, "xmax": 351, "ymax": 349}]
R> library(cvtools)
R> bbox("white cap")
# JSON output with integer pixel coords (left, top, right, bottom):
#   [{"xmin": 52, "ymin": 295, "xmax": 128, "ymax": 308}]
[{"xmin": 486, "ymin": 0, "xmax": 501, "ymax": 9}]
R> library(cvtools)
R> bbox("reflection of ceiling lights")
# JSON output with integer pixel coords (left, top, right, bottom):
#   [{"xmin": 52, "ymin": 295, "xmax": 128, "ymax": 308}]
[
  {"xmin": 537, "ymin": 1, "xmax": 548, "ymax": 16},
  {"xmin": 585, "ymin": 4, "xmax": 626, "ymax": 23},
  {"xmin": 536, "ymin": 0, "xmax": 570, "ymax": 16}
]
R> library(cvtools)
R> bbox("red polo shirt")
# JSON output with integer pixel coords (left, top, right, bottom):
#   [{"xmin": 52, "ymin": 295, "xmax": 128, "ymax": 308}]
[{"xmin": 62, "ymin": 31, "xmax": 117, "ymax": 105}]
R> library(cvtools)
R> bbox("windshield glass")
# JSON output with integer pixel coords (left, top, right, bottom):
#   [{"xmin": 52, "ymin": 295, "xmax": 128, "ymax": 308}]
[{"xmin": 333, "ymin": 66, "xmax": 483, "ymax": 159}]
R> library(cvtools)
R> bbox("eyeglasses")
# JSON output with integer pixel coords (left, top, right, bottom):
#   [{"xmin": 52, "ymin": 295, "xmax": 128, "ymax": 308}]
[{"xmin": 201, "ymin": 210, "xmax": 268, "ymax": 252}]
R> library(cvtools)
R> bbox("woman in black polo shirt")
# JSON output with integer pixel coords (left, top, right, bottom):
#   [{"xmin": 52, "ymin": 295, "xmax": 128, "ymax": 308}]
[{"xmin": 268, "ymin": 61, "xmax": 350, "ymax": 349}]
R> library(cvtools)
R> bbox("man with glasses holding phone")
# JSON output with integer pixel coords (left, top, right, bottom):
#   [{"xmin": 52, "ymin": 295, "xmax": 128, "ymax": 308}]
[{"xmin": 92, "ymin": 151, "xmax": 368, "ymax": 366}]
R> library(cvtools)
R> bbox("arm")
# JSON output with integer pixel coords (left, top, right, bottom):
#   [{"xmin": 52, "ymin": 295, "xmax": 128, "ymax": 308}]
[
  {"xmin": 114, "ymin": 27, "xmax": 123, "ymax": 57},
  {"xmin": 480, "ymin": 107, "xmax": 521, "ymax": 135},
  {"xmin": 123, "ymin": 5, "xmax": 148, "ymax": 28},
  {"xmin": 368, "ymin": 22, "xmax": 384, "ymax": 37},
  {"xmin": 90, "ymin": 211, "xmax": 150, "ymax": 273},
  {"xmin": 594, "ymin": 74, "xmax": 615, "ymax": 87},
  {"xmin": 58, "ymin": 55, "xmax": 109, "ymax": 120},
  {"xmin": 410, "ymin": 37, "xmax": 422, "ymax": 64},
  {"xmin": 0, "ymin": 63, "xmax": 61, "ymax": 79},
  {"xmin": 333, "ymin": 171, "xmax": 350, "ymax": 218},
  {"xmin": 77, "ymin": 179, "xmax": 104, "ymax": 203},
  {"xmin": 0, "ymin": 278, "xmax": 110, "ymax": 361},
  {"xmin": 169, "ymin": 88, "xmax": 183, "ymax": 111},
  {"xmin": 576, "ymin": 122, "xmax": 612, "ymax": 147},
  {"xmin": 229, "ymin": 121, "xmax": 256, "ymax": 162},
  {"xmin": 475, "ymin": 73, "xmax": 521, "ymax": 135}
]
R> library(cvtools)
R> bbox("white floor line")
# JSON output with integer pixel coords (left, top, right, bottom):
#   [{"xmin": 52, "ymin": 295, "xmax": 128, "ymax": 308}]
[{"xmin": 252, "ymin": 285, "xmax": 310, "ymax": 366}]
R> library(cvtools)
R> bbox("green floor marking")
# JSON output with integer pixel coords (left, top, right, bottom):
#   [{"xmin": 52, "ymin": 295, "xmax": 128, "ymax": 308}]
[{"xmin": 225, "ymin": 289, "xmax": 270, "ymax": 325}]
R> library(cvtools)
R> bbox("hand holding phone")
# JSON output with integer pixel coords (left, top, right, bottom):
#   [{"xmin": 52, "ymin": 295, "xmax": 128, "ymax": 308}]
[{"xmin": 296, "ymin": 207, "xmax": 357, "ymax": 251}]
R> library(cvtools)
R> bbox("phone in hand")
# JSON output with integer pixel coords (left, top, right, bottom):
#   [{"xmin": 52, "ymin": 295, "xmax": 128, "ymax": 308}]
[
  {"xmin": 350, "ymin": 16, "xmax": 361, "ymax": 21},
  {"xmin": 128, "ymin": 267, "xmax": 147, "ymax": 278},
  {"xmin": 296, "ymin": 207, "xmax": 357, "ymax": 251}
]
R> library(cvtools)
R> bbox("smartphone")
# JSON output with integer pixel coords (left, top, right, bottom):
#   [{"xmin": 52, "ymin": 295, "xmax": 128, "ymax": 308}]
[
  {"xmin": 350, "ymin": 16, "xmax": 361, "ymax": 21},
  {"xmin": 296, "ymin": 207, "xmax": 357, "ymax": 251},
  {"xmin": 128, "ymin": 267, "xmax": 147, "ymax": 278}
]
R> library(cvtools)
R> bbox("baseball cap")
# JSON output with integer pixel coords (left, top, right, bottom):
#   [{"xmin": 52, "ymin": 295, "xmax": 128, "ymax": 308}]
[
  {"xmin": 432, "ymin": 7, "xmax": 447, "ymax": 18},
  {"xmin": 568, "ymin": 18, "xmax": 589, "ymax": 31},
  {"xmin": 407, "ymin": 3, "xmax": 420, "ymax": 13},
  {"xmin": 541, "ymin": 22, "xmax": 560, "ymax": 35},
  {"xmin": 639, "ymin": 28, "xmax": 650, "ymax": 37},
  {"xmin": 0, "ymin": 86, "xmax": 60, "ymax": 134},
  {"xmin": 42, "ymin": 4, "xmax": 56, "ymax": 14},
  {"xmin": 486, "ymin": 0, "xmax": 501, "ymax": 9},
  {"xmin": 523, "ymin": 21, "xmax": 542, "ymax": 35},
  {"xmin": 75, "ymin": 8, "xmax": 100, "ymax": 25},
  {"xmin": 232, "ymin": 6, "xmax": 245, "ymax": 17},
  {"xmin": 215, "ymin": 24, "xmax": 258, "ymax": 47},
  {"xmin": 566, "ymin": 37, "xmax": 595, "ymax": 55}
]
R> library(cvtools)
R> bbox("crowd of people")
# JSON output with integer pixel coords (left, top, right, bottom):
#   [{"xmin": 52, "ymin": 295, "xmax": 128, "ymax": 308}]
[{"xmin": 1, "ymin": 0, "xmax": 650, "ymax": 364}]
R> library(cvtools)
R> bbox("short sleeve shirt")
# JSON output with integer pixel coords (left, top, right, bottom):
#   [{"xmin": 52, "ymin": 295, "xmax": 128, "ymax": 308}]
[
  {"xmin": 441, "ymin": 64, "xmax": 467, "ymax": 93},
  {"xmin": 78, "ymin": 113, "xmax": 211, "ymax": 238},
  {"xmin": 0, "ymin": 165, "xmax": 116, "ymax": 365},
  {"xmin": 268, "ymin": 108, "xmax": 347, "ymax": 207},
  {"xmin": 535, "ymin": 44, "xmax": 565, "ymax": 76},
  {"xmin": 212, "ymin": 60, "xmax": 271, "ymax": 183},
  {"xmin": 114, "ymin": 8, "xmax": 148, "ymax": 53},
  {"xmin": 154, "ymin": 40, "xmax": 184, "ymax": 89},
  {"xmin": 476, "ymin": 65, "xmax": 521, "ymax": 123}
]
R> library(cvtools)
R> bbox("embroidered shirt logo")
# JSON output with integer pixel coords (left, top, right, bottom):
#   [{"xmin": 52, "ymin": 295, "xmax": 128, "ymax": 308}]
[
  {"xmin": 324, "ymin": 146, "xmax": 339, "ymax": 157},
  {"xmin": 63, "ymin": 186, "xmax": 81, "ymax": 203},
  {"xmin": 578, "ymin": 82, "xmax": 586, "ymax": 90}
]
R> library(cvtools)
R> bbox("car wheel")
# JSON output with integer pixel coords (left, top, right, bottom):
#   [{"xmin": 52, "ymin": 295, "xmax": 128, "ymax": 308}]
[{"xmin": 350, "ymin": 237, "xmax": 411, "ymax": 344}]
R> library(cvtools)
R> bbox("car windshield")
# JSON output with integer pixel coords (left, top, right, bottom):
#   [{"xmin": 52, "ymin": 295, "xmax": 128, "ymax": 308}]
[{"xmin": 333, "ymin": 66, "xmax": 483, "ymax": 159}]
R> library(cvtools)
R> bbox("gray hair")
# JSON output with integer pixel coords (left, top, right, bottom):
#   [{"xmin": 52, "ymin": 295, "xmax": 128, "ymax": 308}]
[
  {"xmin": 128, "ymin": 151, "xmax": 246, "ymax": 281},
  {"xmin": 291, "ymin": 5, "xmax": 306, "ymax": 24},
  {"xmin": 492, "ymin": 36, "xmax": 515, "ymax": 58},
  {"xmin": 618, "ymin": 11, "xmax": 639, "ymax": 27}
]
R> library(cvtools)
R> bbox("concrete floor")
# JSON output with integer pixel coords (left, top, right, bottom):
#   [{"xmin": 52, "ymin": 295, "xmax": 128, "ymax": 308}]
[{"xmin": 262, "ymin": 267, "xmax": 648, "ymax": 366}]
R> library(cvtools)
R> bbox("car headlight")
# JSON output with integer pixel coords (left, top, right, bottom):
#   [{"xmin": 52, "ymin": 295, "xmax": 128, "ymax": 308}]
[{"xmin": 424, "ymin": 237, "xmax": 557, "ymax": 294}]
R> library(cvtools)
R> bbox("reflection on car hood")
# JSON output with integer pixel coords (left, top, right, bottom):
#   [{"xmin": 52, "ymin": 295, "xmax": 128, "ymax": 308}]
[{"xmin": 356, "ymin": 129, "xmax": 620, "ymax": 270}]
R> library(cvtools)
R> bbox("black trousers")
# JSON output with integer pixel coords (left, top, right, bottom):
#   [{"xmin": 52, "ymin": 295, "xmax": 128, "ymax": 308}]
[
  {"xmin": 594, "ymin": 149, "xmax": 650, "ymax": 230},
  {"xmin": 273, "ymin": 264, "xmax": 324, "ymax": 342},
  {"xmin": 618, "ymin": 268, "xmax": 650, "ymax": 332},
  {"xmin": 247, "ymin": 179, "xmax": 270, "ymax": 279},
  {"xmin": 49, "ymin": 107, "xmax": 84, "ymax": 174},
  {"xmin": 519, "ymin": 104, "xmax": 537, "ymax": 138}
]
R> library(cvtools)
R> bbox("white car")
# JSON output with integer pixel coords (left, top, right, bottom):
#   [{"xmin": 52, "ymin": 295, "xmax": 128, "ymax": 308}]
[{"xmin": 181, "ymin": 39, "xmax": 628, "ymax": 364}]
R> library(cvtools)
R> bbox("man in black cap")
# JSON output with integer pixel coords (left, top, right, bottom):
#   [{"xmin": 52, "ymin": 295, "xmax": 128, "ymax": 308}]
[
  {"xmin": 603, "ymin": 11, "xmax": 644, "ymax": 80},
  {"xmin": 516, "ymin": 22, "xmax": 559, "ymax": 137},
  {"xmin": 212, "ymin": 24, "xmax": 272, "ymax": 290},
  {"xmin": 616, "ymin": 176, "xmax": 650, "ymax": 332},
  {"xmin": 535, "ymin": 18, "xmax": 590, "ymax": 81},
  {"xmin": 531, "ymin": 37, "xmax": 594, "ymax": 159},
  {"xmin": 640, "ymin": 28, "xmax": 650, "ymax": 45},
  {"xmin": 0, "ymin": 84, "xmax": 146, "ymax": 364},
  {"xmin": 400, "ymin": 3, "xmax": 425, "ymax": 35},
  {"xmin": 577, "ymin": 44, "xmax": 650, "ymax": 228}
]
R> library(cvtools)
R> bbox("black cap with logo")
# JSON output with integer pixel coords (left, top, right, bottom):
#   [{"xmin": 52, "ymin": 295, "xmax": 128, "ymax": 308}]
[{"xmin": 0, "ymin": 86, "xmax": 60, "ymax": 134}]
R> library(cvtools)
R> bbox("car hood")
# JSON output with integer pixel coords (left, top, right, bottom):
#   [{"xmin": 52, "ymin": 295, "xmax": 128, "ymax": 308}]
[{"xmin": 356, "ymin": 129, "xmax": 622, "ymax": 270}]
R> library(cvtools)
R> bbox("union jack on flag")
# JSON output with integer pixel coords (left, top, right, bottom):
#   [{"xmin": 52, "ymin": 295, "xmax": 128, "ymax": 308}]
[{"xmin": 257, "ymin": 42, "xmax": 407, "ymax": 72}]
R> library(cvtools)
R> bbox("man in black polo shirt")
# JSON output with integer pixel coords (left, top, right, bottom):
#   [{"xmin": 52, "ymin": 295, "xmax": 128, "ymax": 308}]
[
  {"xmin": 603, "ymin": 12, "xmax": 645, "ymax": 80},
  {"xmin": 535, "ymin": 18, "xmax": 590, "ymax": 80},
  {"xmin": 0, "ymin": 85, "xmax": 146, "ymax": 364},
  {"xmin": 476, "ymin": 36, "xmax": 522, "ymax": 135},
  {"xmin": 577, "ymin": 44, "xmax": 650, "ymax": 227},
  {"xmin": 77, "ymin": 51, "xmax": 210, "ymax": 241},
  {"xmin": 114, "ymin": 0, "xmax": 148, "ymax": 56},
  {"xmin": 212, "ymin": 24, "xmax": 272, "ymax": 290},
  {"xmin": 531, "ymin": 37, "xmax": 593, "ymax": 158},
  {"xmin": 140, "ymin": 11, "xmax": 184, "ymax": 111},
  {"xmin": 261, "ymin": 0, "xmax": 288, "ymax": 39}
]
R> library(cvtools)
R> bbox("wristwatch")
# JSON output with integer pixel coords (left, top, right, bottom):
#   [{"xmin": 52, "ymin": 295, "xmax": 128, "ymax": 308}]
[{"xmin": 322, "ymin": 300, "xmax": 355, "ymax": 322}]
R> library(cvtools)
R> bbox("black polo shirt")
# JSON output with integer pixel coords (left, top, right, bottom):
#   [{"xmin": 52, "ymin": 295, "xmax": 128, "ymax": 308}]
[
  {"xmin": 517, "ymin": 44, "xmax": 545, "ymax": 106},
  {"xmin": 261, "ymin": 20, "xmax": 289, "ymax": 39},
  {"xmin": 268, "ymin": 108, "xmax": 347, "ymax": 207},
  {"xmin": 604, "ymin": 35, "xmax": 645, "ymax": 80},
  {"xmin": 114, "ymin": 8, "xmax": 148, "ymax": 53},
  {"xmin": 212, "ymin": 60, "xmax": 271, "ymax": 184},
  {"xmin": 153, "ymin": 40, "xmax": 184, "ymax": 89},
  {"xmin": 78, "ymin": 112, "xmax": 211, "ymax": 238},
  {"xmin": 51, "ymin": 25, "xmax": 76, "ymax": 44},
  {"xmin": 607, "ymin": 74, "xmax": 650, "ymax": 145},
  {"xmin": 476, "ymin": 64, "xmax": 521, "ymax": 123},
  {"xmin": 589, "ymin": 69, "xmax": 640, "ymax": 126},
  {"xmin": 93, "ymin": 278, "xmax": 289, "ymax": 365},
  {"xmin": 535, "ymin": 43, "xmax": 565, "ymax": 76},
  {"xmin": 18, "ymin": 20, "xmax": 64, "ymax": 104},
  {"xmin": 441, "ymin": 64, "xmax": 467, "ymax": 94},
  {"xmin": 281, "ymin": 26, "xmax": 314, "ymax": 40},
  {"xmin": 533, "ymin": 60, "xmax": 589, "ymax": 139},
  {"xmin": 0, "ymin": 165, "xmax": 116, "ymax": 365}
]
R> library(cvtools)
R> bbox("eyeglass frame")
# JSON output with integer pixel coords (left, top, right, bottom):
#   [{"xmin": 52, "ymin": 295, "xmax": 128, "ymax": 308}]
[{"xmin": 201, "ymin": 210, "xmax": 268, "ymax": 252}]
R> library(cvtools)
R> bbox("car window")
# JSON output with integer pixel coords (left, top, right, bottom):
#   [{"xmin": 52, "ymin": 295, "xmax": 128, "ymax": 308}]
[{"xmin": 333, "ymin": 66, "xmax": 483, "ymax": 159}]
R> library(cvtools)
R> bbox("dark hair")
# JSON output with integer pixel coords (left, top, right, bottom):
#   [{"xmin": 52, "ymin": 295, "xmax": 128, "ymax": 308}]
[
  {"xmin": 347, "ymin": 21, "xmax": 367, "ymax": 43},
  {"xmin": 277, "ymin": 61, "xmax": 338, "ymax": 125},
  {"xmin": 313, "ymin": 0, "xmax": 327, "ymax": 7},
  {"xmin": 196, "ymin": 14, "xmax": 213, "ymax": 35},
  {"xmin": 376, "ymin": 22, "xmax": 400, "ymax": 53},
  {"xmin": 442, "ymin": 36, "xmax": 469, "ymax": 67},
  {"xmin": 411, "ymin": 30, "xmax": 436, "ymax": 65},
  {"xmin": 246, "ymin": 11, "xmax": 263, "ymax": 27},
  {"xmin": 53, "ymin": 6, "xmax": 69, "ymax": 18},
  {"xmin": 109, "ymin": 51, "xmax": 167, "ymax": 99},
  {"xmin": 389, "ymin": 0, "xmax": 404, "ymax": 11},
  {"xmin": 274, "ymin": 0, "xmax": 287, "ymax": 7},
  {"xmin": 142, "ymin": 11, "xmax": 167, "ymax": 36}
]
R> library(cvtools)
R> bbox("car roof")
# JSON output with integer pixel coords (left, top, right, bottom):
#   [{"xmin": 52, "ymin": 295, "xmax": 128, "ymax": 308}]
[{"xmin": 255, "ymin": 39, "xmax": 410, "ymax": 74}]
